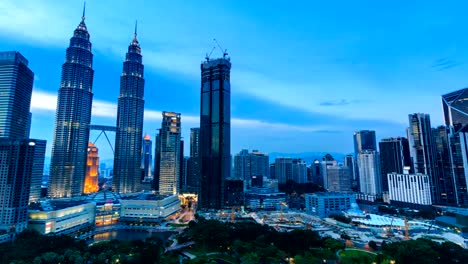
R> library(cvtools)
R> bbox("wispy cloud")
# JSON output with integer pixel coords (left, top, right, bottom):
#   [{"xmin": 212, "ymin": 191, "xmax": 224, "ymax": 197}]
[
  {"xmin": 30, "ymin": 90, "xmax": 333, "ymax": 132},
  {"xmin": 319, "ymin": 99, "xmax": 368, "ymax": 106},
  {"xmin": 431, "ymin": 58, "xmax": 461, "ymax": 71}
]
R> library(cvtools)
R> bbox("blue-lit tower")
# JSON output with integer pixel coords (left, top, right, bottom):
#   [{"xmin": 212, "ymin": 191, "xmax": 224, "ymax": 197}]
[
  {"xmin": 113, "ymin": 22, "xmax": 145, "ymax": 194},
  {"xmin": 49, "ymin": 5, "xmax": 94, "ymax": 198}
]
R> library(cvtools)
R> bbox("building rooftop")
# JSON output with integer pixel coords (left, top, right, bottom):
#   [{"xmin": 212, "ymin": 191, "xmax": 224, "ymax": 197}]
[
  {"xmin": 120, "ymin": 192, "xmax": 171, "ymax": 201},
  {"xmin": 30, "ymin": 200, "xmax": 91, "ymax": 211}
]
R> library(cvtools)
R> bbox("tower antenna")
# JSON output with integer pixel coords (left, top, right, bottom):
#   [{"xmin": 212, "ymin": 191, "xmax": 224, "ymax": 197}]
[
  {"xmin": 82, "ymin": 2, "xmax": 86, "ymax": 21},
  {"xmin": 134, "ymin": 20, "xmax": 138, "ymax": 38}
]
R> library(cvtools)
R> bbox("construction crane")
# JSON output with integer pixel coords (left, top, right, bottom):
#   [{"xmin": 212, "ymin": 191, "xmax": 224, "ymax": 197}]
[
  {"xmin": 279, "ymin": 201, "xmax": 288, "ymax": 222},
  {"xmin": 387, "ymin": 218, "xmax": 395, "ymax": 237},
  {"xmin": 205, "ymin": 39, "xmax": 228, "ymax": 61},
  {"xmin": 404, "ymin": 217, "xmax": 410, "ymax": 240},
  {"xmin": 231, "ymin": 206, "xmax": 241, "ymax": 223}
]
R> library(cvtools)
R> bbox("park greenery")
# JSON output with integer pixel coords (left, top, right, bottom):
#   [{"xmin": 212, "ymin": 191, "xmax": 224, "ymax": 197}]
[{"xmin": 0, "ymin": 218, "xmax": 467, "ymax": 264}]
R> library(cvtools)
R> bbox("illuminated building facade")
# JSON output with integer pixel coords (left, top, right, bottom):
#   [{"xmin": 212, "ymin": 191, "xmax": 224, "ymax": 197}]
[
  {"xmin": 84, "ymin": 142, "xmax": 99, "ymax": 194},
  {"xmin": 113, "ymin": 24, "xmax": 145, "ymax": 194},
  {"xmin": 49, "ymin": 9, "xmax": 94, "ymax": 198},
  {"xmin": 156, "ymin": 112, "xmax": 181, "ymax": 195}
]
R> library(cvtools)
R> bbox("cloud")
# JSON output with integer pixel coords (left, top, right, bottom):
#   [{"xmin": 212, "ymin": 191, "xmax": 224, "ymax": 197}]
[
  {"xmin": 431, "ymin": 58, "xmax": 461, "ymax": 71},
  {"xmin": 30, "ymin": 90, "xmax": 333, "ymax": 132},
  {"xmin": 320, "ymin": 99, "xmax": 351, "ymax": 106}
]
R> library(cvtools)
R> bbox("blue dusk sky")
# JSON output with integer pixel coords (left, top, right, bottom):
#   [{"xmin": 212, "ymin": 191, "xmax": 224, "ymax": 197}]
[{"xmin": 1, "ymin": 0, "xmax": 468, "ymax": 160}]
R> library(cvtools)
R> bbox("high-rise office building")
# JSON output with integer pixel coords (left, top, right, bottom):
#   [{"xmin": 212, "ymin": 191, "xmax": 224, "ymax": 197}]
[
  {"xmin": 388, "ymin": 172, "xmax": 432, "ymax": 209},
  {"xmin": 357, "ymin": 150, "xmax": 382, "ymax": 195},
  {"xmin": 156, "ymin": 112, "xmax": 181, "ymax": 195},
  {"xmin": 188, "ymin": 128, "xmax": 200, "ymax": 193},
  {"xmin": 448, "ymin": 130, "xmax": 468, "ymax": 206},
  {"xmin": 0, "ymin": 138, "xmax": 46, "ymax": 235},
  {"xmin": 0, "ymin": 51, "xmax": 34, "ymax": 138},
  {"xmin": 0, "ymin": 51, "xmax": 45, "ymax": 204},
  {"xmin": 29, "ymin": 140, "xmax": 46, "ymax": 203},
  {"xmin": 113, "ymin": 25, "xmax": 145, "ymax": 194},
  {"xmin": 354, "ymin": 130, "xmax": 377, "ymax": 154},
  {"xmin": 275, "ymin": 158, "xmax": 293, "ymax": 184},
  {"xmin": 344, "ymin": 154, "xmax": 355, "ymax": 184},
  {"xmin": 326, "ymin": 165, "xmax": 352, "ymax": 192},
  {"xmin": 442, "ymin": 88, "xmax": 468, "ymax": 132},
  {"xmin": 354, "ymin": 130, "xmax": 377, "ymax": 190},
  {"xmin": 84, "ymin": 142, "xmax": 99, "ymax": 194},
  {"xmin": 310, "ymin": 159, "xmax": 323, "ymax": 186},
  {"xmin": 234, "ymin": 149, "xmax": 269, "ymax": 181},
  {"xmin": 441, "ymin": 89, "xmax": 468, "ymax": 206},
  {"xmin": 292, "ymin": 158, "xmax": 307, "ymax": 184},
  {"xmin": 199, "ymin": 56, "xmax": 231, "ymax": 209},
  {"xmin": 321, "ymin": 154, "xmax": 336, "ymax": 189},
  {"xmin": 49, "ymin": 10, "xmax": 94, "ymax": 198},
  {"xmin": 433, "ymin": 126, "xmax": 456, "ymax": 204},
  {"xmin": 407, "ymin": 113, "xmax": 439, "ymax": 204},
  {"xmin": 379, "ymin": 137, "xmax": 412, "ymax": 192},
  {"xmin": 141, "ymin": 134, "xmax": 153, "ymax": 181}
]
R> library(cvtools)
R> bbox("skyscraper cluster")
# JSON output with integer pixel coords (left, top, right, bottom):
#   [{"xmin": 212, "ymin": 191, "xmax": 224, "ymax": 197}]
[
  {"xmin": 348, "ymin": 89, "xmax": 468, "ymax": 207},
  {"xmin": 0, "ymin": 51, "xmax": 46, "ymax": 236}
]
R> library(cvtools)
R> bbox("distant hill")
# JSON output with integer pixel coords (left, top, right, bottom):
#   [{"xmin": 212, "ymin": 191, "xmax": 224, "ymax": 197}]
[{"xmin": 268, "ymin": 152, "xmax": 348, "ymax": 164}]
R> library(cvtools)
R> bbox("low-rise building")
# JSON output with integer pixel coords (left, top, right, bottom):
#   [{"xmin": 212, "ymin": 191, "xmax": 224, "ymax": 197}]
[
  {"xmin": 28, "ymin": 200, "xmax": 95, "ymax": 236},
  {"xmin": 305, "ymin": 192, "xmax": 356, "ymax": 218},
  {"xmin": 120, "ymin": 193, "xmax": 180, "ymax": 223},
  {"xmin": 245, "ymin": 187, "xmax": 286, "ymax": 210}
]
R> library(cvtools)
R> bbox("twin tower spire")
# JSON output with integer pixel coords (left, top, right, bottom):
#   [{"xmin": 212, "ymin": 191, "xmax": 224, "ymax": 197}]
[{"xmin": 48, "ymin": 2, "xmax": 145, "ymax": 198}]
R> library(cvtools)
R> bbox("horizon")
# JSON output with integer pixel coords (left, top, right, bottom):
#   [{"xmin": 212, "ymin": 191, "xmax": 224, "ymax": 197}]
[{"xmin": 1, "ymin": 0, "xmax": 467, "ymax": 160}]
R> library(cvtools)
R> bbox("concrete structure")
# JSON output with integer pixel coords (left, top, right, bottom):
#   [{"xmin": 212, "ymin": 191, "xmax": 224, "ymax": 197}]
[
  {"xmin": 305, "ymin": 192, "xmax": 356, "ymax": 218},
  {"xmin": 120, "ymin": 193, "xmax": 180, "ymax": 222},
  {"xmin": 113, "ymin": 25, "xmax": 145, "ymax": 194},
  {"xmin": 357, "ymin": 150, "xmax": 382, "ymax": 195},
  {"xmin": 28, "ymin": 200, "xmax": 95, "ymax": 235},
  {"xmin": 388, "ymin": 172, "xmax": 432, "ymax": 208},
  {"xmin": 49, "ymin": 12, "xmax": 94, "ymax": 198},
  {"xmin": 84, "ymin": 142, "xmax": 99, "ymax": 194}
]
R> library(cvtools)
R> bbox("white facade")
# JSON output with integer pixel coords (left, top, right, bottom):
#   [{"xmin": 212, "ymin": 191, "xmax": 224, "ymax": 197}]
[
  {"xmin": 357, "ymin": 150, "xmax": 382, "ymax": 195},
  {"xmin": 120, "ymin": 195, "xmax": 180, "ymax": 221},
  {"xmin": 28, "ymin": 201, "xmax": 96, "ymax": 235},
  {"xmin": 388, "ymin": 173, "xmax": 432, "ymax": 206}
]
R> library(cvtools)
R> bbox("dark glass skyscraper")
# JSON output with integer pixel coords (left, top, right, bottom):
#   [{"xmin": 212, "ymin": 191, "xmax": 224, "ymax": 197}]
[
  {"xmin": 113, "ymin": 25, "xmax": 145, "ymax": 194},
  {"xmin": 407, "ymin": 113, "xmax": 439, "ymax": 204},
  {"xmin": 433, "ymin": 126, "xmax": 456, "ymax": 204},
  {"xmin": 353, "ymin": 130, "xmax": 377, "ymax": 154},
  {"xmin": 199, "ymin": 57, "xmax": 231, "ymax": 209},
  {"xmin": 442, "ymin": 88, "xmax": 468, "ymax": 132},
  {"xmin": 188, "ymin": 128, "xmax": 200, "ymax": 193},
  {"xmin": 0, "ymin": 51, "xmax": 34, "ymax": 138},
  {"xmin": 379, "ymin": 137, "xmax": 412, "ymax": 192},
  {"xmin": 49, "ymin": 10, "xmax": 94, "ymax": 198}
]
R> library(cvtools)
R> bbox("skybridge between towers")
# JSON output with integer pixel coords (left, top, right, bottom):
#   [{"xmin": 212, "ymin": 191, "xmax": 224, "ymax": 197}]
[{"xmin": 89, "ymin": 124, "xmax": 117, "ymax": 154}]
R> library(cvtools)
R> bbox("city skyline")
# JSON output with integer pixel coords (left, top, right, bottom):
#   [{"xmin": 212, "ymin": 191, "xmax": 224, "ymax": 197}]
[{"xmin": 3, "ymin": 1, "xmax": 468, "ymax": 160}]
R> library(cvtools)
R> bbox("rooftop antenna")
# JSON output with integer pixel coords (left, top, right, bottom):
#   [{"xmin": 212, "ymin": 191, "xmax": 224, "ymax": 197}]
[
  {"xmin": 134, "ymin": 20, "xmax": 138, "ymax": 38},
  {"xmin": 213, "ymin": 38, "xmax": 228, "ymax": 58},
  {"xmin": 82, "ymin": 2, "xmax": 86, "ymax": 21}
]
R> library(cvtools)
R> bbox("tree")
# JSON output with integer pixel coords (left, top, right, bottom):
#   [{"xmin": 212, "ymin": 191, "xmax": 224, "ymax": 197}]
[{"xmin": 368, "ymin": 240, "xmax": 378, "ymax": 251}]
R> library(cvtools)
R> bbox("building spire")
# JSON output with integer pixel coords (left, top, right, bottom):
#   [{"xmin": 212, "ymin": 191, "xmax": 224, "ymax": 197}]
[
  {"xmin": 134, "ymin": 20, "xmax": 138, "ymax": 38},
  {"xmin": 82, "ymin": 2, "xmax": 86, "ymax": 21}
]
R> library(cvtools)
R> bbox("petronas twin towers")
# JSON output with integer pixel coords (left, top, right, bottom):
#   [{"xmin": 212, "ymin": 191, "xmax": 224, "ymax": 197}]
[{"xmin": 49, "ymin": 6, "xmax": 145, "ymax": 198}]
